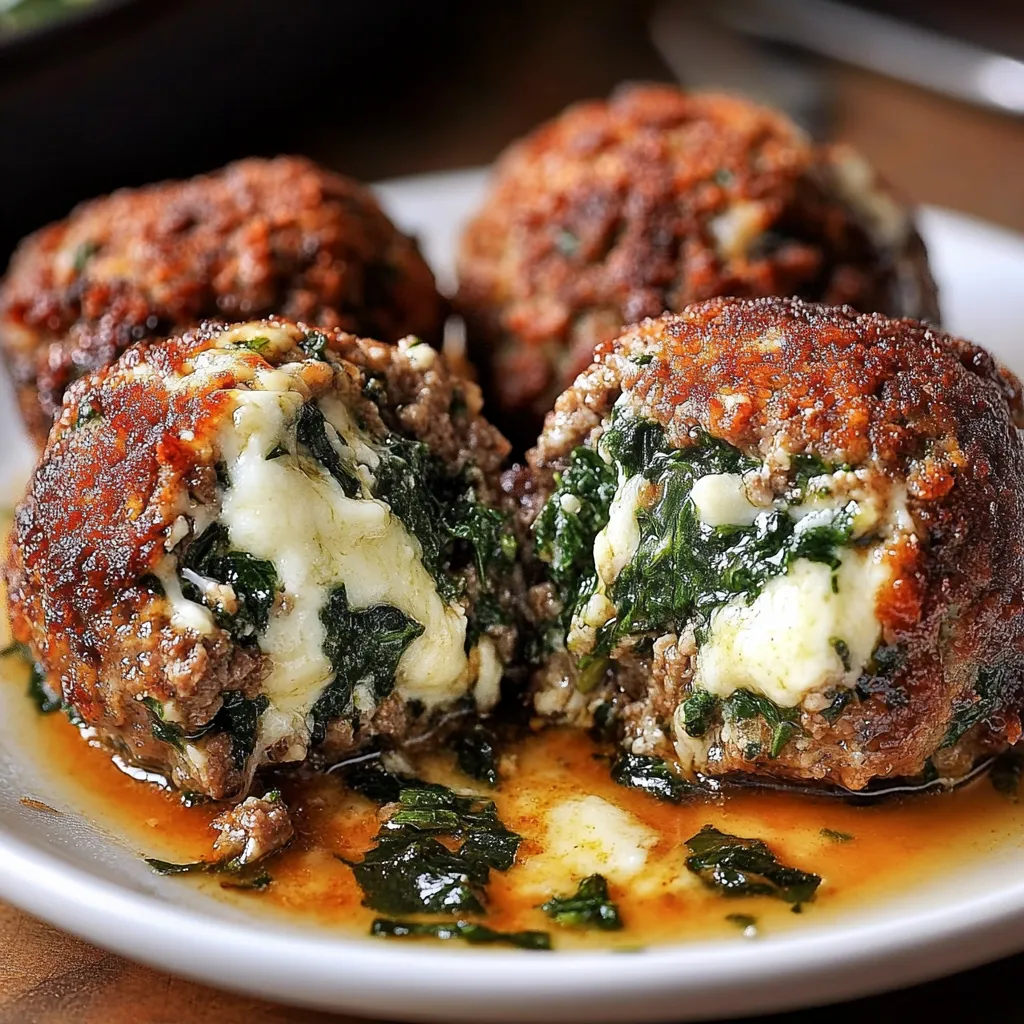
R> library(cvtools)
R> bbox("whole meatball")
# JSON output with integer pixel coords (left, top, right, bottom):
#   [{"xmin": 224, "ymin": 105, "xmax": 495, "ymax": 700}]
[
  {"xmin": 458, "ymin": 85, "xmax": 939, "ymax": 448},
  {"xmin": 0, "ymin": 157, "xmax": 446, "ymax": 443},
  {"xmin": 6, "ymin": 320, "xmax": 517, "ymax": 800},
  {"xmin": 519, "ymin": 298, "xmax": 1024, "ymax": 791}
]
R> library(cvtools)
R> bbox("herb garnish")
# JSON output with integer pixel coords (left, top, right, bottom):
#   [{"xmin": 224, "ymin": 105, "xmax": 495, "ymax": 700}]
[
  {"xmin": 370, "ymin": 918, "xmax": 551, "ymax": 950},
  {"xmin": 684, "ymin": 825, "xmax": 821, "ymax": 907},
  {"xmin": 820, "ymin": 828, "xmax": 854, "ymax": 843},
  {"xmin": 310, "ymin": 586, "xmax": 423, "ymax": 744},
  {"xmin": 611, "ymin": 753, "xmax": 697, "ymax": 802},
  {"xmin": 540, "ymin": 874, "xmax": 622, "ymax": 930}
]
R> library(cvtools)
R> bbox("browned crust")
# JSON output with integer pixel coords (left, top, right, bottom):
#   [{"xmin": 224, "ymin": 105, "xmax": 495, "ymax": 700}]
[
  {"xmin": 5, "ymin": 319, "xmax": 510, "ymax": 799},
  {"xmin": 457, "ymin": 84, "xmax": 940, "ymax": 448},
  {"xmin": 0, "ymin": 157, "xmax": 447, "ymax": 443},
  {"xmin": 523, "ymin": 297, "xmax": 1024, "ymax": 789}
]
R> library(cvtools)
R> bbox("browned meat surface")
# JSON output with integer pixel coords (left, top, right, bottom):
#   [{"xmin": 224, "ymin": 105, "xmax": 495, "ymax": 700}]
[
  {"xmin": 211, "ymin": 793, "xmax": 294, "ymax": 865},
  {"xmin": 458, "ymin": 85, "xmax": 939, "ymax": 448},
  {"xmin": 0, "ymin": 157, "xmax": 446, "ymax": 442}
]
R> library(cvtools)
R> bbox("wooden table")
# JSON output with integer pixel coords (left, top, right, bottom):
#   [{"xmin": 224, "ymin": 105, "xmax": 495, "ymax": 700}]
[{"xmin": 5, "ymin": 3, "xmax": 1024, "ymax": 1021}]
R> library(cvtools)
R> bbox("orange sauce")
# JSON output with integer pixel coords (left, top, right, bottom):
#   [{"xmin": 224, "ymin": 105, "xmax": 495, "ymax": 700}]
[{"xmin": 16, "ymin": 683, "xmax": 1024, "ymax": 950}]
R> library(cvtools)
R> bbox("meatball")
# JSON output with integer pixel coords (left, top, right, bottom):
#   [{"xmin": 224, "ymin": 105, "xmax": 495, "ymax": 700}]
[
  {"xmin": 519, "ymin": 298, "xmax": 1024, "ymax": 791},
  {"xmin": 6, "ymin": 320, "xmax": 518, "ymax": 800},
  {"xmin": 458, "ymin": 84, "xmax": 939, "ymax": 448},
  {"xmin": 0, "ymin": 156, "xmax": 446, "ymax": 443}
]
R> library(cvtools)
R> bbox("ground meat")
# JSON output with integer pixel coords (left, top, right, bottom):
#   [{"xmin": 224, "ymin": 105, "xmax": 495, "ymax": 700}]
[
  {"xmin": 211, "ymin": 793, "xmax": 294, "ymax": 865},
  {"xmin": 6, "ymin": 319, "xmax": 518, "ymax": 800},
  {"xmin": 520, "ymin": 297, "xmax": 1024, "ymax": 790},
  {"xmin": 458, "ymin": 84, "xmax": 939, "ymax": 449},
  {"xmin": 0, "ymin": 156, "xmax": 446, "ymax": 443}
]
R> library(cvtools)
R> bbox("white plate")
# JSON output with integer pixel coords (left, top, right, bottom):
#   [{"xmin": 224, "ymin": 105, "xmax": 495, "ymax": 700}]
[{"xmin": 1, "ymin": 170, "xmax": 1024, "ymax": 1023}]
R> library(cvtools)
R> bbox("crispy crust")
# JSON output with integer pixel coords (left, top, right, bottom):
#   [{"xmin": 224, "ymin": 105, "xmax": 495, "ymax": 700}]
[
  {"xmin": 522, "ymin": 298, "xmax": 1024, "ymax": 789},
  {"xmin": 458, "ymin": 85, "xmax": 940, "ymax": 448},
  {"xmin": 0, "ymin": 157, "xmax": 446, "ymax": 443},
  {"xmin": 5, "ymin": 319, "xmax": 511, "ymax": 799}
]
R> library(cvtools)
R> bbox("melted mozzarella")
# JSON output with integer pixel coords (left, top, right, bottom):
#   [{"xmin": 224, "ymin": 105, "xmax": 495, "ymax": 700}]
[
  {"xmin": 690, "ymin": 473, "xmax": 761, "ymax": 527},
  {"xmin": 694, "ymin": 549, "xmax": 889, "ymax": 707},
  {"xmin": 593, "ymin": 473, "xmax": 644, "ymax": 587},
  {"xmin": 543, "ymin": 795, "xmax": 658, "ymax": 882},
  {"xmin": 215, "ymin": 383, "xmax": 470, "ymax": 758}
]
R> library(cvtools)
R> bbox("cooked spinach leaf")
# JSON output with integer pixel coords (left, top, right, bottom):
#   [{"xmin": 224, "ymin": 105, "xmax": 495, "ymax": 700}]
[
  {"xmin": 942, "ymin": 663, "xmax": 1022, "ymax": 748},
  {"xmin": 179, "ymin": 523, "xmax": 278, "ymax": 638},
  {"xmin": 345, "ymin": 837, "xmax": 487, "ymax": 915},
  {"xmin": 723, "ymin": 691, "xmax": 801, "ymax": 759},
  {"xmin": 370, "ymin": 918, "xmax": 551, "ymax": 950},
  {"xmin": 233, "ymin": 335, "xmax": 270, "ymax": 353},
  {"xmin": 310, "ymin": 586, "xmax": 423, "ymax": 744},
  {"xmin": 212, "ymin": 691, "xmax": 270, "ymax": 770},
  {"xmin": 339, "ymin": 759, "xmax": 409, "ymax": 804},
  {"xmin": 540, "ymin": 874, "xmax": 622, "ymax": 930},
  {"xmin": 532, "ymin": 446, "xmax": 617, "ymax": 630},
  {"xmin": 3, "ymin": 642, "xmax": 61, "ymax": 715},
  {"xmin": 821, "ymin": 689, "xmax": 855, "ymax": 724},
  {"xmin": 455, "ymin": 723, "xmax": 500, "ymax": 786},
  {"xmin": 726, "ymin": 913, "xmax": 758, "ymax": 933},
  {"xmin": 220, "ymin": 872, "xmax": 272, "ymax": 891},
  {"xmin": 295, "ymin": 402, "xmax": 361, "ymax": 498},
  {"xmin": 680, "ymin": 689, "xmax": 718, "ymax": 738},
  {"xmin": 611, "ymin": 753, "xmax": 697, "ymax": 802},
  {"xmin": 465, "ymin": 591, "xmax": 509, "ymax": 650},
  {"xmin": 299, "ymin": 329, "xmax": 329, "ymax": 359},
  {"xmin": 684, "ymin": 825, "xmax": 821, "ymax": 906}
]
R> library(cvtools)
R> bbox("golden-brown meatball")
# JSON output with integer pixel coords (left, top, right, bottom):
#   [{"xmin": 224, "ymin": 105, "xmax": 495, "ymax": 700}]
[
  {"xmin": 0, "ymin": 157, "xmax": 446, "ymax": 443},
  {"xmin": 517, "ymin": 298, "xmax": 1024, "ymax": 791},
  {"xmin": 459, "ymin": 85, "xmax": 939, "ymax": 448},
  {"xmin": 6, "ymin": 320, "xmax": 517, "ymax": 800}
]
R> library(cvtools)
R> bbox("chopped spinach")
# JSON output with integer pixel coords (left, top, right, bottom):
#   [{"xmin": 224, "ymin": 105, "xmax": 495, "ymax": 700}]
[
  {"xmin": 726, "ymin": 913, "xmax": 758, "ymax": 933},
  {"xmin": 830, "ymin": 637, "xmax": 851, "ymax": 672},
  {"xmin": 220, "ymin": 872, "xmax": 272, "ymax": 891},
  {"xmin": 684, "ymin": 826, "xmax": 821, "ymax": 906},
  {"xmin": 465, "ymin": 591, "xmax": 509, "ymax": 650},
  {"xmin": 540, "ymin": 874, "xmax": 622, "ymax": 930},
  {"xmin": 310, "ymin": 586, "xmax": 423, "ymax": 744},
  {"xmin": 584, "ymin": 413, "xmax": 855, "ymax": 660},
  {"xmin": 339, "ymin": 758, "xmax": 408, "ymax": 804},
  {"xmin": 344, "ymin": 782, "xmax": 522, "ymax": 914},
  {"xmin": 371, "ymin": 918, "xmax": 551, "ymax": 950},
  {"xmin": 211, "ymin": 691, "xmax": 269, "ymax": 770},
  {"xmin": 299, "ymin": 329, "xmax": 329, "ymax": 360},
  {"xmin": 821, "ymin": 689, "xmax": 854, "ymax": 724},
  {"xmin": 681, "ymin": 689, "xmax": 718, "ymax": 737},
  {"xmin": 942, "ymin": 663, "xmax": 1023, "ymax": 748},
  {"xmin": 820, "ymin": 828, "xmax": 854, "ymax": 843},
  {"xmin": 611, "ymin": 753, "xmax": 697, "ymax": 802},
  {"xmin": 295, "ymin": 402, "xmax": 361, "ymax": 498},
  {"xmin": 990, "ymin": 748, "xmax": 1024, "ymax": 801},
  {"xmin": 345, "ymin": 837, "xmax": 488, "ymax": 915},
  {"xmin": 455, "ymin": 723, "xmax": 500, "ymax": 786},
  {"xmin": 74, "ymin": 400, "xmax": 101, "ymax": 428},
  {"xmin": 723, "ymin": 691, "xmax": 801, "ymax": 759},
  {"xmin": 72, "ymin": 240, "xmax": 100, "ymax": 273},
  {"xmin": 27, "ymin": 661, "xmax": 61, "ymax": 714},
  {"xmin": 179, "ymin": 523, "xmax": 278, "ymax": 638},
  {"xmin": 233, "ymin": 335, "xmax": 270, "ymax": 353},
  {"xmin": 532, "ymin": 446, "xmax": 617, "ymax": 630}
]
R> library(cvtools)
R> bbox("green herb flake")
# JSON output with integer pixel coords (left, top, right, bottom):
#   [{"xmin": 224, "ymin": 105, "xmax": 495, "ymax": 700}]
[
  {"xmin": 684, "ymin": 825, "xmax": 821, "ymax": 906},
  {"xmin": 234, "ymin": 335, "xmax": 271, "ymax": 353},
  {"xmin": 310, "ymin": 586, "xmax": 423, "ymax": 744},
  {"xmin": 299, "ymin": 329, "xmax": 329, "ymax": 359},
  {"xmin": 540, "ymin": 874, "xmax": 622, "ymax": 930},
  {"xmin": 681, "ymin": 689, "xmax": 719, "ymax": 737},
  {"xmin": 611, "ymin": 753, "xmax": 697, "ymax": 803},
  {"xmin": 74, "ymin": 400, "xmax": 101, "ymax": 429},
  {"xmin": 820, "ymin": 828, "xmax": 854, "ymax": 843},
  {"xmin": 370, "ymin": 918, "xmax": 551, "ymax": 950},
  {"xmin": 220, "ymin": 872, "xmax": 272, "ymax": 891},
  {"xmin": 72, "ymin": 240, "xmax": 100, "ymax": 273}
]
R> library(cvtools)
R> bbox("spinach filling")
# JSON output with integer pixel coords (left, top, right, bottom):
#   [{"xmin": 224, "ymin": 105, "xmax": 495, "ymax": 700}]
[
  {"xmin": 610, "ymin": 753, "xmax": 700, "ymax": 802},
  {"xmin": 535, "ymin": 409, "xmax": 857, "ymax": 668},
  {"xmin": 540, "ymin": 874, "xmax": 623, "ymax": 931},
  {"xmin": 370, "ymin": 918, "xmax": 550, "ymax": 950},
  {"xmin": 310, "ymin": 586, "xmax": 424, "ymax": 744},
  {"xmin": 179, "ymin": 523, "xmax": 279, "ymax": 640},
  {"xmin": 679, "ymin": 690, "xmax": 800, "ymax": 759}
]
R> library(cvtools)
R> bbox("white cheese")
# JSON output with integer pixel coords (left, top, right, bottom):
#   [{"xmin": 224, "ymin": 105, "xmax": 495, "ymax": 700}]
[
  {"xmin": 593, "ymin": 473, "xmax": 644, "ymax": 587},
  {"xmin": 543, "ymin": 795, "xmax": 658, "ymax": 882},
  {"xmin": 158, "ymin": 565, "xmax": 215, "ymax": 635},
  {"xmin": 694, "ymin": 548, "xmax": 889, "ymax": 707},
  {"xmin": 216, "ymin": 384, "xmax": 470, "ymax": 760},
  {"xmin": 690, "ymin": 472, "xmax": 762, "ymax": 528}
]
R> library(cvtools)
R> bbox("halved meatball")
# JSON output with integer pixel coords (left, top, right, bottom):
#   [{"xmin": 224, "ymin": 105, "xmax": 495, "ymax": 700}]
[
  {"xmin": 458, "ymin": 84, "xmax": 939, "ymax": 448},
  {"xmin": 0, "ymin": 157, "xmax": 446, "ymax": 443},
  {"xmin": 518, "ymin": 298, "xmax": 1024, "ymax": 791},
  {"xmin": 6, "ymin": 320, "xmax": 517, "ymax": 800}
]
